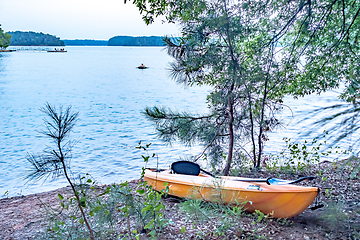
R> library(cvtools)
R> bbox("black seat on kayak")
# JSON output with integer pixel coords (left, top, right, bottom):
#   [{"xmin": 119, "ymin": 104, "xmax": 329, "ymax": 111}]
[{"xmin": 171, "ymin": 161, "xmax": 200, "ymax": 176}]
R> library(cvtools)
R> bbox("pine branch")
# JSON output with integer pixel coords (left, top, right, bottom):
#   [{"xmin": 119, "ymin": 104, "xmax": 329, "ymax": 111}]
[{"xmin": 25, "ymin": 103, "xmax": 94, "ymax": 240}]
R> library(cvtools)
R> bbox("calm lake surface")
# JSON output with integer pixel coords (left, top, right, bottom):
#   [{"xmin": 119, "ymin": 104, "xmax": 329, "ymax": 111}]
[{"xmin": 0, "ymin": 46, "xmax": 353, "ymax": 197}]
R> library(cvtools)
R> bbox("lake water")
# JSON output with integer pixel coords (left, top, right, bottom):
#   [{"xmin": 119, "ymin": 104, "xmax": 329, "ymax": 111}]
[{"xmin": 0, "ymin": 46, "xmax": 354, "ymax": 198}]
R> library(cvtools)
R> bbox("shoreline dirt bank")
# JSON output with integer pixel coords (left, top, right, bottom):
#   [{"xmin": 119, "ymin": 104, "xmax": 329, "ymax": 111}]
[{"xmin": 0, "ymin": 162, "xmax": 359, "ymax": 239}]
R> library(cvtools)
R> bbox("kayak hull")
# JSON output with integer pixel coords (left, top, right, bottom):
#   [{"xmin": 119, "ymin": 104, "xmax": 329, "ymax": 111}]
[{"xmin": 144, "ymin": 169, "xmax": 319, "ymax": 218}]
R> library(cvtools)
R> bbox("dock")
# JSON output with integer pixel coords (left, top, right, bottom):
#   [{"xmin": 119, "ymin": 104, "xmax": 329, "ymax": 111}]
[{"xmin": 5, "ymin": 47, "xmax": 67, "ymax": 52}]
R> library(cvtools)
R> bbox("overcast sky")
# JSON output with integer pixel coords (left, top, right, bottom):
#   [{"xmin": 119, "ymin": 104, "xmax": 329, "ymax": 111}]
[{"xmin": 0, "ymin": 0, "xmax": 180, "ymax": 40}]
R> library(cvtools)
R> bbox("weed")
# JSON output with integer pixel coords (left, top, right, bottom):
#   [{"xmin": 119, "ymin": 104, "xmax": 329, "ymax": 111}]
[
  {"xmin": 276, "ymin": 218, "xmax": 294, "ymax": 227},
  {"xmin": 2, "ymin": 190, "xmax": 9, "ymax": 198},
  {"xmin": 319, "ymin": 200, "xmax": 348, "ymax": 231},
  {"xmin": 342, "ymin": 154, "xmax": 360, "ymax": 179},
  {"xmin": 180, "ymin": 199, "xmax": 246, "ymax": 237},
  {"xmin": 41, "ymin": 180, "xmax": 121, "ymax": 239},
  {"xmin": 181, "ymin": 199, "xmax": 212, "ymax": 222},
  {"xmin": 33, "ymin": 140, "xmax": 170, "ymax": 239},
  {"xmin": 135, "ymin": 141, "xmax": 169, "ymax": 237},
  {"xmin": 252, "ymin": 209, "xmax": 272, "ymax": 224},
  {"xmin": 267, "ymin": 132, "xmax": 348, "ymax": 173}
]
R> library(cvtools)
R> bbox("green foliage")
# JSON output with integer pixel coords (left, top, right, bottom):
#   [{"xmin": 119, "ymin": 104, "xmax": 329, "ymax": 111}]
[
  {"xmin": 115, "ymin": 181, "xmax": 169, "ymax": 239},
  {"xmin": 277, "ymin": 0, "xmax": 360, "ymax": 99},
  {"xmin": 2, "ymin": 190, "xmax": 9, "ymax": 198},
  {"xmin": 31, "ymin": 136, "xmax": 169, "ymax": 239},
  {"xmin": 0, "ymin": 24, "xmax": 11, "ymax": 49},
  {"xmin": 319, "ymin": 201, "xmax": 349, "ymax": 231},
  {"xmin": 275, "ymin": 0, "xmax": 360, "ymax": 157},
  {"xmin": 62, "ymin": 39, "xmax": 108, "ymax": 46},
  {"xmin": 117, "ymin": 141, "xmax": 169, "ymax": 238},
  {"xmin": 25, "ymin": 103, "xmax": 79, "ymax": 182},
  {"xmin": 142, "ymin": 0, "xmax": 286, "ymax": 174},
  {"xmin": 304, "ymin": 100, "xmax": 360, "ymax": 152},
  {"xmin": 334, "ymin": 154, "xmax": 360, "ymax": 180},
  {"xmin": 272, "ymin": 1, "xmax": 360, "ymax": 162},
  {"xmin": 63, "ymin": 37, "xmax": 170, "ymax": 46},
  {"xmin": 40, "ymin": 175, "xmax": 169, "ymax": 239},
  {"xmin": 140, "ymin": 183, "xmax": 169, "ymax": 236},
  {"xmin": 8, "ymin": 31, "xmax": 64, "ymax": 46},
  {"xmin": 108, "ymin": 36, "xmax": 167, "ymax": 46},
  {"xmin": 25, "ymin": 103, "xmax": 95, "ymax": 240},
  {"xmin": 129, "ymin": 0, "xmax": 360, "ymax": 98},
  {"xmin": 228, "ymin": 151, "xmax": 254, "ymax": 176},
  {"xmin": 252, "ymin": 209, "xmax": 272, "ymax": 224},
  {"xmin": 347, "ymin": 155, "xmax": 360, "ymax": 179},
  {"xmin": 180, "ymin": 199, "xmax": 246, "ymax": 237},
  {"xmin": 143, "ymin": 106, "xmax": 217, "ymax": 147},
  {"xmin": 276, "ymin": 218, "xmax": 293, "ymax": 227},
  {"xmin": 124, "ymin": 0, "xmax": 170, "ymax": 25},
  {"xmin": 181, "ymin": 199, "xmax": 211, "ymax": 222},
  {"xmin": 267, "ymin": 132, "xmax": 349, "ymax": 173},
  {"xmin": 42, "ymin": 176, "xmax": 118, "ymax": 239},
  {"xmin": 131, "ymin": 0, "xmax": 360, "ymax": 173}
]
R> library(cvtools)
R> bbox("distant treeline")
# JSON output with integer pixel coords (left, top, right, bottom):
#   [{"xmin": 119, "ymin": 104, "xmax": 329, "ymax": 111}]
[
  {"xmin": 8, "ymin": 31, "xmax": 64, "ymax": 46},
  {"xmin": 62, "ymin": 39, "xmax": 108, "ymax": 46},
  {"xmin": 63, "ymin": 36, "xmax": 167, "ymax": 46},
  {"xmin": 108, "ymin": 36, "xmax": 165, "ymax": 46},
  {"xmin": 7, "ymin": 31, "xmax": 171, "ymax": 46}
]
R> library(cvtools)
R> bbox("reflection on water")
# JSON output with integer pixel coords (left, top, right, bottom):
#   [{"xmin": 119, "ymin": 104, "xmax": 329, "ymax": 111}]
[
  {"xmin": 0, "ymin": 53, "xmax": 10, "ymax": 95},
  {"xmin": 0, "ymin": 53, "xmax": 9, "ymax": 76}
]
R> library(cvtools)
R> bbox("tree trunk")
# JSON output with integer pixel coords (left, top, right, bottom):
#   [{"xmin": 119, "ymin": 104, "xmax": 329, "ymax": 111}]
[
  {"xmin": 223, "ymin": 96, "xmax": 234, "ymax": 176},
  {"xmin": 256, "ymin": 57, "xmax": 271, "ymax": 168},
  {"xmin": 222, "ymin": 0, "xmax": 237, "ymax": 176},
  {"xmin": 58, "ymin": 142, "xmax": 95, "ymax": 240},
  {"xmin": 247, "ymin": 91, "xmax": 257, "ymax": 168}
]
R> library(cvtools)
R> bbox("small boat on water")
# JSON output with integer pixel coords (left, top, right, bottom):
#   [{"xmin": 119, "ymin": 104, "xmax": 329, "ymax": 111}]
[
  {"xmin": 137, "ymin": 63, "xmax": 148, "ymax": 69},
  {"xmin": 47, "ymin": 48, "xmax": 67, "ymax": 53},
  {"xmin": 144, "ymin": 161, "xmax": 320, "ymax": 218}
]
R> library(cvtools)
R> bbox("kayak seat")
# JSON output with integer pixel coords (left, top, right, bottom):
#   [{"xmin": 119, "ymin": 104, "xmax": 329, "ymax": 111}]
[{"xmin": 171, "ymin": 161, "xmax": 201, "ymax": 176}]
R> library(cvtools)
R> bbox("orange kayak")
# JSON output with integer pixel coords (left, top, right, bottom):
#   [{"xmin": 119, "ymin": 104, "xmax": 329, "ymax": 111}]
[{"xmin": 144, "ymin": 169, "xmax": 319, "ymax": 218}]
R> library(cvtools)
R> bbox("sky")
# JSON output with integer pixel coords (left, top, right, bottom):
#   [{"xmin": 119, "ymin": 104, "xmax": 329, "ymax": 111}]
[{"xmin": 0, "ymin": 0, "xmax": 180, "ymax": 40}]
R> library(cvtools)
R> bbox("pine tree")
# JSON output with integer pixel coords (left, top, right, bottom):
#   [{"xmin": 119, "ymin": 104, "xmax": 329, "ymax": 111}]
[
  {"xmin": 130, "ymin": 0, "xmax": 360, "ymax": 172},
  {"xmin": 143, "ymin": 0, "xmax": 284, "ymax": 175}
]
